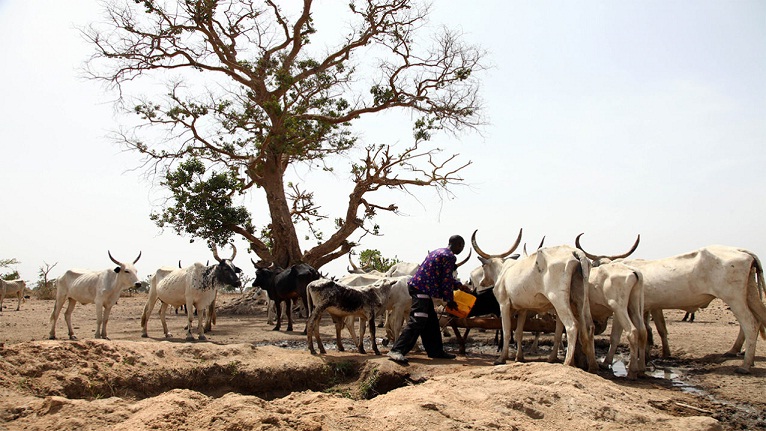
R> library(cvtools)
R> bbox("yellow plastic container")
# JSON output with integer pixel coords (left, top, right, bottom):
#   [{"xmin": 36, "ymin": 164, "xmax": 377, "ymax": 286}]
[{"xmin": 446, "ymin": 290, "xmax": 477, "ymax": 318}]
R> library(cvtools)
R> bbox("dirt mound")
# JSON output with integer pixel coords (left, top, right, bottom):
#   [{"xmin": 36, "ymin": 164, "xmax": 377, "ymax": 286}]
[{"xmin": 0, "ymin": 339, "xmax": 725, "ymax": 431}]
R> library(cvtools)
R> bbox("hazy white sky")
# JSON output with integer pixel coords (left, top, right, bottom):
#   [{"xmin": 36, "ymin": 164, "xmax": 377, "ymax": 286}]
[{"xmin": 1, "ymin": 1, "xmax": 765, "ymax": 285}]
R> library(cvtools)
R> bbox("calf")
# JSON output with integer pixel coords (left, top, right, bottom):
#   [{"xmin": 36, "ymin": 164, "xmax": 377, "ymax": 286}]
[
  {"xmin": 306, "ymin": 278, "xmax": 395, "ymax": 355},
  {"xmin": 49, "ymin": 251, "xmax": 142, "ymax": 340},
  {"xmin": 251, "ymin": 262, "xmax": 320, "ymax": 332},
  {"xmin": 141, "ymin": 245, "xmax": 241, "ymax": 341},
  {"xmin": 0, "ymin": 279, "xmax": 26, "ymax": 312},
  {"xmin": 338, "ymin": 273, "xmax": 412, "ymax": 346}
]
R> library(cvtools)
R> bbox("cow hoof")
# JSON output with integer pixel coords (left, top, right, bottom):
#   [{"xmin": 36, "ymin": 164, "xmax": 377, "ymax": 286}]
[
  {"xmin": 198, "ymin": 335, "xmax": 207, "ymax": 341},
  {"xmin": 373, "ymin": 350, "xmax": 381, "ymax": 356},
  {"xmin": 272, "ymin": 327, "xmax": 280, "ymax": 331},
  {"xmin": 287, "ymin": 326, "xmax": 293, "ymax": 332},
  {"xmin": 493, "ymin": 358, "xmax": 507, "ymax": 366},
  {"xmin": 723, "ymin": 350, "xmax": 740, "ymax": 358},
  {"xmin": 49, "ymin": 335, "xmax": 56, "ymax": 340},
  {"xmin": 69, "ymin": 335, "xmax": 78, "ymax": 341},
  {"xmin": 734, "ymin": 367, "xmax": 751, "ymax": 375},
  {"xmin": 186, "ymin": 335, "xmax": 194, "ymax": 341},
  {"xmin": 382, "ymin": 339, "xmax": 389, "ymax": 347},
  {"xmin": 141, "ymin": 334, "xmax": 148, "ymax": 338},
  {"xmin": 338, "ymin": 346, "xmax": 345, "ymax": 352},
  {"xmin": 165, "ymin": 333, "xmax": 173, "ymax": 338}
]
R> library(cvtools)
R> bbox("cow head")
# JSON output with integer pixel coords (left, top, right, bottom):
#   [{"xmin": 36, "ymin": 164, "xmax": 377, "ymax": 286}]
[
  {"xmin": 574, "ymin": 233, "xmax": 640, "ymax": 267},
  {"xmin": 211, "ymin": 243, "xmax": 242, "ymax": 288},
  {"xmin": 108, "ymin": 250, "xmax": 142, "ymax": 289},
  {"xmin": 471, "ymin": 229, "xmax": 523, "ymax": 288}
]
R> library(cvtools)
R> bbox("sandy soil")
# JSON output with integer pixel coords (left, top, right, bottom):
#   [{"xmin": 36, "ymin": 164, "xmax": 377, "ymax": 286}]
[{"xmin": 0, "ymin": 293, "xmax": 764, "ymax": 430}]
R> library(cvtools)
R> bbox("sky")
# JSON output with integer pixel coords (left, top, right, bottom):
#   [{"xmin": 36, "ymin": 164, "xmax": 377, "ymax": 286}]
[{"xmin": 1, "ymin": 1, "xmax": 765, "ymax": 285}]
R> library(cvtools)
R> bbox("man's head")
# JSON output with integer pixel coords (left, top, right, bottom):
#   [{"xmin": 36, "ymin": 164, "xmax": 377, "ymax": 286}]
[{"xmin": 448, "ymin": 235, "xmax": 465, "ymax": 255}]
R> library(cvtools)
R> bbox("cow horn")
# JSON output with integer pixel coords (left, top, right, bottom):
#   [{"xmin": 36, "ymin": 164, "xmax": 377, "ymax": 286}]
[
  {"xmin": 211, "ymin": 243, "xmax": 222, "ymax": 262},
  {"xmin": 575, "ymin": 233, "xmax": 640, "ymax": 261},
  {"xmin": 471, "ymin": 228, "xmax": 523, "ymax": 259},
  {"xmin": 456, "ymin": 249, "xmax": 472, "ymax": 267},
  {"xmin": 229, "ymin": 243, "xmax": 237, "ymax": 260},
  {"xmin": 178, "ymin": 260, "xmax": 182, "ymax": 268},
  {"xmin": 108, "ymin": 250, "xmax": 122, "ymax": 266},
  {"xmin": 133, "ymin": 251, "xmax": 142, "ymax": 264},
  {"xmin": 537, "ymin": 236, "xmax": 546, "ymax": 250},
  {"xmin": 348, "ymin": 253, "xmax": 360, "ymax": 271}
]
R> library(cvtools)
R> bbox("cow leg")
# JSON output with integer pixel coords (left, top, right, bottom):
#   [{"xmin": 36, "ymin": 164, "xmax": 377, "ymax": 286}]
[
  {"xmin": 612, "ymin": 309, "xmax": 642, "ymax": 379},
  {"xmin": 726, "ymin": 328, "xmax": 746, "ymax": 357},
  {"xmin": 185, "ymin": 300, "xmax": 196, "ymax": 341},
  {"xmin": 332, "ymin": 316, "xmax": 346, "ymax": 351},
  {"xmin": 196, "ymin": 308, "xmax": 207, "ymax": 341},
  {"xmin": 286, "ymin": 299, "xmax": 294, "ymax": 332},
  {"xmin": 651, "ymin": 310, "xmax": 671, "ymax": 358},
  {"xmin": 100, "ymin": 305, "xmax": 114, "ymax": 340},
  {"xmin": 514, "ymin": 310, "xmax": 528, "ymax": 362},
  {"xmin": 307, "ymin": 306, "xmax": 326, "ymax": 354},
  {"xmin": 494, "ymin": 301, "xmax": 513, "ymax": 365},
  {"xmin": 549, "ymin": 317, "xmax": 563, "ymax": 363},
  {"xmin": 49, "ymin": 295, "xmax": 67, "ymax": 340},
  {"xmin": 15, "ymin": 292, "xmax": 21, "ymax": 311},
  {"xmin": 158, "ymin": 302, "xmax": 172, "ymax": 337},
  {"xmin": 550, "ymin": 302, "xmax": 579, "ymax": 368},
  {"xmin": 273, "ymin": 300, "xmax": 284, "ymax": 331},
  {"xmin": 369, "ymin": 311, "xmax": 380, "ymax": 355},
  {"xmin": 357, "ymin": 315, "xmax": 367, "ymax": 354},
  {"xmin": 63, "ymin": 298, "xmax": 78, "ymax": 340},
  {"xmin": 451, "ymin": 322, "xmax": 468, "ymax": 355},
  {"xmin": 726, "ymin": 301, "xmax": 759, "ymax": 373},
  {"xmin": 94, "ymin": 303, "xmax": 106, "ymax": 339}
]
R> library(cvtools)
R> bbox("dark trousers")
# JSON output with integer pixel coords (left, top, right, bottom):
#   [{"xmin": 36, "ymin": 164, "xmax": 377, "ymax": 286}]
[{"xmin": 390, "ymin": 286, "xmax": 445, "ymax": 356}]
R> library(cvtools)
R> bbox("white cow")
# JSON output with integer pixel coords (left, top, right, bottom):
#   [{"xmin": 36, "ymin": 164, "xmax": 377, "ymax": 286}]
[
  {"xmin": 385, "ymin": 261, "xmax": 420, "ymax": 277},
  {"xmin": 577, "ymin": 236, "xmax": 766, "ymax": 374},
  {"xmin": 560, "ymin": 234, "xmax": 648, "ymax": 379},
  {"xmin": 0, "ymin": 279, "xmax": 26, "ymax": 312},
  {"xmin": 472, "ymin": 230, "xmax": 598, "ymax": 372},
  {"xmin": 141, "ymin": 245, "xmax": 241, "ymax": 341},
  {"xmin": 49, "ymin": 251, "xmax": 142, "ymax": 340}
]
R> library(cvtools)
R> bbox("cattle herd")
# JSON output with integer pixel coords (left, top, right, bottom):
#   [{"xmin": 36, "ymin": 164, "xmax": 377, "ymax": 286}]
[{"xmin": 4, "ymin": 229, "xmax": 766, "ymax": 380}]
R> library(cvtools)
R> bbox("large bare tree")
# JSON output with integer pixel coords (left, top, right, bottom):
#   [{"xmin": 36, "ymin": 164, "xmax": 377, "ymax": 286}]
[{"xmin": 84, "ymin": 0, "xmax": 486, "ymax": 268}]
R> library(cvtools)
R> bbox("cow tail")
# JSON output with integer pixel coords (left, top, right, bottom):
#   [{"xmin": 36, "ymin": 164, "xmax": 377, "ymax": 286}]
[{"xmin": 745, "ymin": 250, "xmax": 766, "ymax": 339}]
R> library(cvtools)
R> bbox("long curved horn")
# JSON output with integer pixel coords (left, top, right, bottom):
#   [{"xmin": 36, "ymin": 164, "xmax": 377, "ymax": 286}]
[
  {"xmin": 456, "ymin": 249, "xmax": 472, "ymax": 267},
  {"xmin": 609, "ymin": 234, "xmax": 640, "ymax": 260},
  {"xmin": 575, "ymin": 233, "xmax": 640, "ymax": 261},
  {"xmin": 108, "ymin": 250, "xmax": 122, "ymax": 266},
  {"xmin": 133, "ymin": 251, "xmax": 142, "ymax": 264},
  {"xmin": 348, "ymin": 253, "xmax": 360, "ymax": 271},
  {"xmin": 574, "ymin": 233, "xmax": 600, "ymax": 261},
  {"xmin": 211, "ymin": 243, "xmax": 222, "ymax": 262},
  {"xmin": 471, "ymin": 228, "xmax": 523, "ymax": 259},
  {"xmin": 537, "ymin": 236, "xmax": 546, "ymax": 250},
  {"xmin": 228, "ymin": 243, "xmax": 237, "ymax": 260}
]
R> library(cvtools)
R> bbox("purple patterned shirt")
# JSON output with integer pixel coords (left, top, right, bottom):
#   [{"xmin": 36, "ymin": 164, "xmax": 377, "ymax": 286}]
[{"xmin": 408, "ymin": 247, "xmax": 462, "ymax": 301}]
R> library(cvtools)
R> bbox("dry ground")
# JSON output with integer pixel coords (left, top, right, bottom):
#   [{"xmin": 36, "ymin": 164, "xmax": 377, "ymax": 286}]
[{"xmin": 0, "ymin": 292, "xmax": 764, "ymax": 430}]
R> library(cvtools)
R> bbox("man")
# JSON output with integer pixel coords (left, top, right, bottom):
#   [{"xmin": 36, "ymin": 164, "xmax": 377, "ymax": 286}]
[{"xmin": 387, "ymin": 235, "xmax": 471, "ymax": 364}]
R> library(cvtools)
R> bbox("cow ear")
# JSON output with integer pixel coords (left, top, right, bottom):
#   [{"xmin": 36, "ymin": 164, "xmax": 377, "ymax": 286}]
[
  {"xmin": 114, "ymin": 266, "xmax": 122, "ymax": 273},
  {"xmin": 235, "ymin": 267, "xmax": 242, "ymax": 273}
]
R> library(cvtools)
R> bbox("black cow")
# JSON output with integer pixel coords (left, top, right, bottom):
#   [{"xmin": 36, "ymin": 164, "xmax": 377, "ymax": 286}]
[{"xmin": 252, "ymin": 262, "xmax": 320, "ymax": 333}]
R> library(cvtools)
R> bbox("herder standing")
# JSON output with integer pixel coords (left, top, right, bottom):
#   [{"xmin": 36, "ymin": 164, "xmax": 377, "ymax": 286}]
[{"xmin": 387, "ymin": 235, "xmax": 472, "ymax": 364}]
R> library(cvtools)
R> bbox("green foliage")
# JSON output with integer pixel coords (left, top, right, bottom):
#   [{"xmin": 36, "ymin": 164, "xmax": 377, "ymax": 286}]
[
  {"xmin": 358, "ymin": 249, "xmax": 400, "ymax": 272},
  {"xmin": 150, "ymin": 158, "xmax": 253, "ymax": 246}
]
